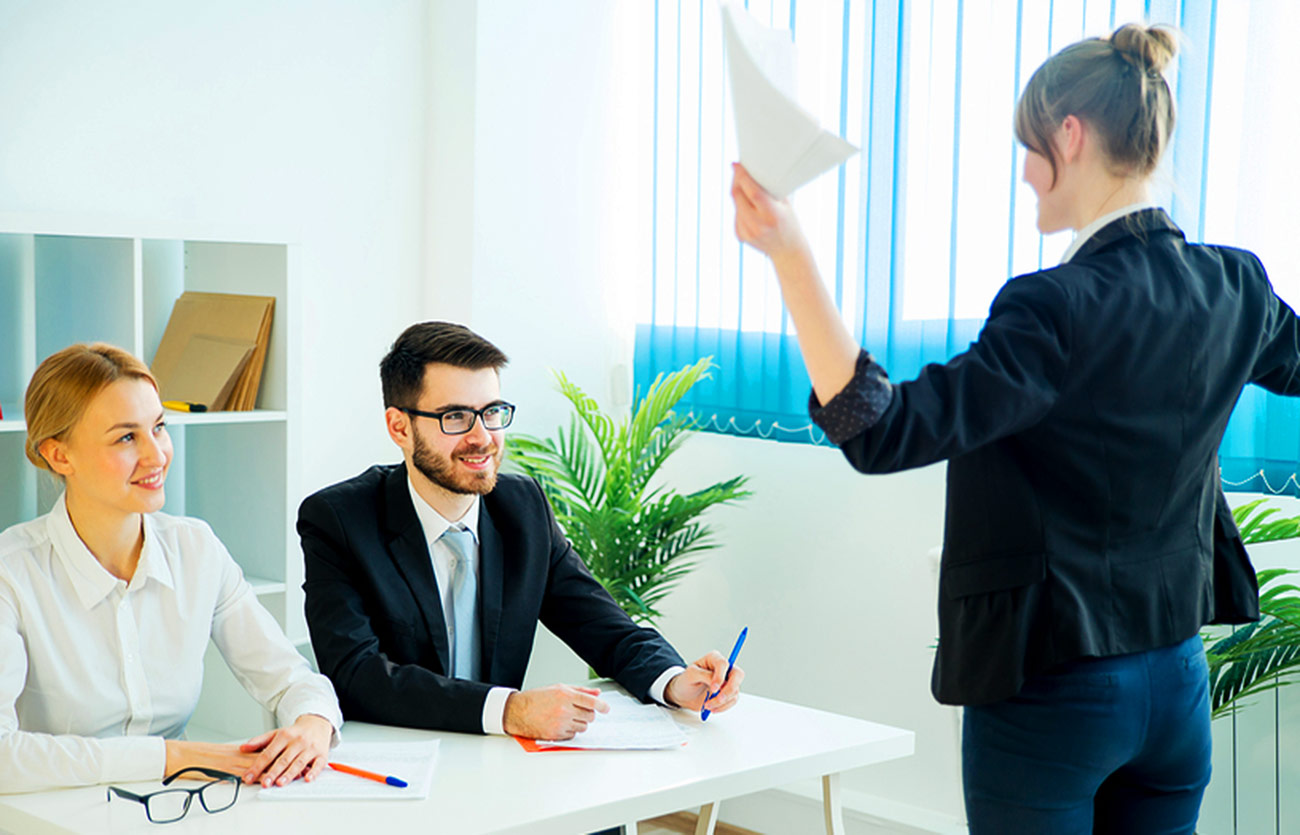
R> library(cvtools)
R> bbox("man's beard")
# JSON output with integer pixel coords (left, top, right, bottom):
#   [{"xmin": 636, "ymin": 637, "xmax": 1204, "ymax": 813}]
[{"xmin": 410, "ymin": 423, "xmax": 501, "ymax": 495}]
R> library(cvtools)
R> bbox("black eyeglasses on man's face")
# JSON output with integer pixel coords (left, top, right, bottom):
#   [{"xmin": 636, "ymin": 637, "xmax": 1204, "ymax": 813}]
[
  {"xmin": 401, "ymin": 402, "xmax": 516, "ymax": 435},
  {"xmin": 107, "ymin": 767, "xmax": 240, "ymax": 823}
]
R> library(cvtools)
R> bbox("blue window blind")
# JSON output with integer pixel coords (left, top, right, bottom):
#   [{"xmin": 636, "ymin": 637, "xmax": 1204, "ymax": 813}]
[
  {"xmin": 1194, "ymin": 2, "xmax": 1300, "ymax": 495},
  {"xmin": 637, "ymin": 0, "xmax": 1300, "ymax": 494}
]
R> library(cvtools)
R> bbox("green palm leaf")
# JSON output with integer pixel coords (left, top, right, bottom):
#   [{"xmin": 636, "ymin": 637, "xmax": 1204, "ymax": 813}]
[
  {"xmin": 1202, "ymin": 499, "xmax": 1300, "ymax": 719},
  {"xmin": 505, "ymin": 357, "xmax": 750, "ymax": 626}
]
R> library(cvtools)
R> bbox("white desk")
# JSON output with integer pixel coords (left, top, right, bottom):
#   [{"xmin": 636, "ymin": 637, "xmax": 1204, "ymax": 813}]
[{"xmin": 0, "ymin": 695, "xmax": 912, "ymax": 835}]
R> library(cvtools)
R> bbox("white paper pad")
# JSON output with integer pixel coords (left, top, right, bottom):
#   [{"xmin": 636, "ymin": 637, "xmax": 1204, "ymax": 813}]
[
  {"xmin": 722, "ymin": 1, "xmax": 858, "ymax": 198},
  {"xmin": 257, "ymin": 740, "xmax": 440, "ymax": 801},
  {"xmin": 535, "ymin": 691, "xmax": 688, "ymax": 750}
]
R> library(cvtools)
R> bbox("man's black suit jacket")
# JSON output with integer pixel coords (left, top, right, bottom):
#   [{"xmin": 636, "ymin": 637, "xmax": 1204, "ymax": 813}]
[
  {"xmin": 299, "ymin": 465, "xmax": 685, "ymax": 732},
  {"xmin": 813, "ymin": 209, "xmax": 1300, "ymax": 705}
]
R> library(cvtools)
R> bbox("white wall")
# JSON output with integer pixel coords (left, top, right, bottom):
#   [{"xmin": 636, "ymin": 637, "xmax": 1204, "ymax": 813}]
[
  {"xmin": 0, "ymin": 0, "xmax": 426, "ymax": 489},
  {"xmin": 0, "ymin": 0, "xmax": 429, "ymax": 641},
  {"xmin": 455, "ymin": 0, "xmax": 647, "ymax": 432}
]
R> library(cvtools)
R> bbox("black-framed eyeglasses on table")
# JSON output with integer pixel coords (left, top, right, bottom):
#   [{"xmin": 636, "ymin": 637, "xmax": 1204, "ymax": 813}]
[
  {"xmin": 107, "ymin": 767, "xmax": 240, "ymax": 823},
  {"xmin": 400, "ymin": 402, "xmax": 516, "ymax": 434}
]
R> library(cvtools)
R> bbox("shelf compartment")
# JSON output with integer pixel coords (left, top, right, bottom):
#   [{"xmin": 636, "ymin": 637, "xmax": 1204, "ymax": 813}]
[
  {"xmin": 0, "ymin": 408, "xmax": 26, "ymax": 434},
  {"xmin": 0, "ymin": 234, "xmax": 35, "ymax": 410},
  {"xmin": 0, "ymin": 435, "xmax": 37, "ymax": 532},
  {"xmin": 175, "ymin": 242, "xmax": 289, "ymax": 412},
  {"xmin": 163, "ymin": 421, "xmax": 288, "ymax": 588},
  {"xmin": 34, "ymin": 236, "xmax": 135, "ymax": 362}
]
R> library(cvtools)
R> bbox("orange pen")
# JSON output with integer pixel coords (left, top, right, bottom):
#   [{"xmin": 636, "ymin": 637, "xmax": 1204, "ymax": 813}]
[{"xmin": 327, "ymin": 762, "xmax": 408, "ymax": 788}]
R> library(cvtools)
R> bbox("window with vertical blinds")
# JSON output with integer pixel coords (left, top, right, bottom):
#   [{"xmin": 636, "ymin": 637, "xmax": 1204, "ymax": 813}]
[{"xmin": 636, "ymin": 0, "xmax": 1300, "ymax": 495}]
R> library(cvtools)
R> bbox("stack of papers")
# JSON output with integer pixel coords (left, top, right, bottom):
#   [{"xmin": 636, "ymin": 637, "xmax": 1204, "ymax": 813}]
[
  {"xmin": 257, "ymin": 741, "xmax": 440, "ymax": 801},
  {"xmin": 535, "ymin": 692, "xmax": 688, "ymax": 750},
  {"xmin": 722, "ymin": 1, "xmax": 858, "ymax": 198}
]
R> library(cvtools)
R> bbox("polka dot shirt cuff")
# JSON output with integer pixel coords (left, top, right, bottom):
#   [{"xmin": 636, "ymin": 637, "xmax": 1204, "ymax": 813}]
[{"xmin": 808, "ymin": 350, "xmax": 893, "ymax": 445}]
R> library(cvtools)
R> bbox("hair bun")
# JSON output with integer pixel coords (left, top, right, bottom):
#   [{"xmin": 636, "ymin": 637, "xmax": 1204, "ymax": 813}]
[{"xmin": 1110, "ymin": 23, "xmax": 1177, "ymax": 76}]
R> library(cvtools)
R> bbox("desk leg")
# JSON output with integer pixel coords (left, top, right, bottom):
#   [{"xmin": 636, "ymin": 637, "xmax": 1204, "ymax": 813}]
[
  {"xmin": 623, "ymin": 821, "xmax": 638, "ymax": 834},
  {"xmin": 693, "ymin": 801, "xmax": 720, "ymax": 835},
  {"xmin": 822, "ymin": 773, "xmax": 845, "ymax": 835}
]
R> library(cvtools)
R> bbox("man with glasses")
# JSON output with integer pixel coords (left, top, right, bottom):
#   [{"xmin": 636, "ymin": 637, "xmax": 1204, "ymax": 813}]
[{"xmin": 299, "ymin": 322, "xmax": 743, "ymax": 740}]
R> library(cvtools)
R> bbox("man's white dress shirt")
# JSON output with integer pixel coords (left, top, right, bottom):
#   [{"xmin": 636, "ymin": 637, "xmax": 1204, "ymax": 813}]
[
  {"xmin": 406, "ymin": 479, "xmax": 683, "ymax": 734},
  {"xmin": 0, "ymin": 494, "xmax": 343, "ymax": 794}
]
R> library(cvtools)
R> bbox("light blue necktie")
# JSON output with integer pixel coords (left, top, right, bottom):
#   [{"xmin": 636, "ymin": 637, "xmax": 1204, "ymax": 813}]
[{"xmin": 439, "ymin": 527, "xmax": 481, "ymax": 681}]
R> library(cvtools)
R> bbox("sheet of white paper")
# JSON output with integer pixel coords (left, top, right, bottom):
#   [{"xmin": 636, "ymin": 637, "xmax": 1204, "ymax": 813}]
[
  {"xmin": 722, "ymin": 1, "xmax": 858, "ymax": 198},
  {"xmin": 256, "ymin": 741, "xmax": 440, "ymax": 801},
  {"xmin": 535, "ymin": 691, "xmax": 688, "ymax": 750}
]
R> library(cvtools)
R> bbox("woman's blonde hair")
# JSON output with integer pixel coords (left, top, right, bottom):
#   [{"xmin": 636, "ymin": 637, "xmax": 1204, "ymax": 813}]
[
  {"xmin": 1016, "ymin": 23, "xmax": 1178, "ymax": 185},
  {"xmin": 24, "ymin": 343, "xmax": 158, "ymax": 473}
]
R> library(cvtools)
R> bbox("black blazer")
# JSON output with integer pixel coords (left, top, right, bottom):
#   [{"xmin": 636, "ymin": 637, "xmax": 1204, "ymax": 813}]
[
  {"xmin": 299, "ymin": 465, "xmax": 684, "ymax": 732},
  {"xmin": 815, "ymin": 209, "xmax": 1300, "ymax": 705}
]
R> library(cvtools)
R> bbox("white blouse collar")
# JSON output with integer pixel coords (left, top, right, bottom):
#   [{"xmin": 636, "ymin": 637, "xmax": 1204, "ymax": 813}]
[
  {"xmin": 1060, "ymin": 201, "xmax": 1158, "ymax": 264},
  {"xmin": 46, "ymin": 492, "xmax": 174, "ymax": 610}
]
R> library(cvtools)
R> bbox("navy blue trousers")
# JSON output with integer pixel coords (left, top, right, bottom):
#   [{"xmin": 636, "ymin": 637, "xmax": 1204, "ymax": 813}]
[{"xmin": 962, "ymin": 634, "xmax": 1212, "ymax": 834}]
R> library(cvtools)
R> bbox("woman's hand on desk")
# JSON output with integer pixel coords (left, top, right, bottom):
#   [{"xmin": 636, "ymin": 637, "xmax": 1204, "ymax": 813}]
[
  {"xmin": 666, "ymin": 651, "xmax": 745, "ymax": 714},
  {"xmin": 503, "ymin": 684, "xmax": 610, "ymax": 740},
  {"xmin": 239, "ymin": 713, "xmax": 335, "ymax": 787}
]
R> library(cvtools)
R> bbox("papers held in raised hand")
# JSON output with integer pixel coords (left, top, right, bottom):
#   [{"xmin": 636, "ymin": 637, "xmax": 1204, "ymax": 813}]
[
  {"xmin": 535, "ymin": 691, "xmax": 688, "ymax": 750},
  {"xmin": 151, "ymin": 292, "xmax": 274, "ymax": 411},
  {"xmin": 722, "ymin": 1, "xmax": 858, "ymax": 199}
]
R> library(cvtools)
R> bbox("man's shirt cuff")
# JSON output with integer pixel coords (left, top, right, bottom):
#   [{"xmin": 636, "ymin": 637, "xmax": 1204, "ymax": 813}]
[
  {"xmin": 649, "ymin": 666, "xmax": 686, "ymax": 707},
  {"xmin": 808, "ymin": 349, "xmax": 893, "ymax": 445},
  {"xmin": 482, "ymin": 686, "xmax": 516, "ymax": 735},
  {"xmin": 485, "ymin": 668, "xmax": 685, "ymax": 733}
]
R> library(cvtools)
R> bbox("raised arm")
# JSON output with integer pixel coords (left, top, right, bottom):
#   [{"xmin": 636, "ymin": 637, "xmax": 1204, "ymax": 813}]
[
  {"xmin": 731, "ymin": 162, "xmax": 860, "ymax": 405},
  {"xmin": 732, "ymin": 161, "xmax": 1070, "ymax": 472}
]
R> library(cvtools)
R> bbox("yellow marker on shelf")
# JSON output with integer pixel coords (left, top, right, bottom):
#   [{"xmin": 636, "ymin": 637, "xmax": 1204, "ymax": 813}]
[{"xmin": 162, "ymin": 401, "xmax": 208, "ymax": 413}]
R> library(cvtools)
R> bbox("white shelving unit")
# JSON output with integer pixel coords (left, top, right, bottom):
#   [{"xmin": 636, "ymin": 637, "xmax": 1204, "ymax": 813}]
[{"xmin": 0, "ymin": 215, "xmax": 303, "ymax": 740}]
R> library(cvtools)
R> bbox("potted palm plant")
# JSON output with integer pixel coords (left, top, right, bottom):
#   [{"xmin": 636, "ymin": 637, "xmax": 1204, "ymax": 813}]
[
  {"xmin": 1203, "ymin": 498, "xmax": 1300, "ymax": 718},
  {"xmin": 506, "ymin": 357, "xmax": 750, "ymax": 624}
]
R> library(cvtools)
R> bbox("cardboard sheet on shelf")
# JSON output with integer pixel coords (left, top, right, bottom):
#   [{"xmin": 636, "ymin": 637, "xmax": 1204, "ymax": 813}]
[
  {"xmin": 152, "ymin": 291, "xmax": 274, "ymax": 411},
  {"xmin": 163, "ymin": 335, "xmax": 254, "ymax": 412}
]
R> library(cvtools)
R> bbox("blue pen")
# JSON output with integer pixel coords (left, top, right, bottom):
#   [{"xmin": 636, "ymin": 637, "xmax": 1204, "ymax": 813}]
[{"xmin": 701, "ymin": 627, "xmax": 747, "ymax": 721}]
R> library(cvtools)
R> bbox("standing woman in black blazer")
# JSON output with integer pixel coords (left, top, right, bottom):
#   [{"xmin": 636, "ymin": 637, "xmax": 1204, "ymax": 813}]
[{"xmin": 732, "ymin": 23, "xmax": 1300, "ymax": 835}]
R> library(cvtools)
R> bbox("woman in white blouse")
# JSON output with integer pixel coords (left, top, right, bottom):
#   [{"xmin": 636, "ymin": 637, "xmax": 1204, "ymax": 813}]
[{"xmin": 0, "ymin": 343, "xmax": 343, "ymax": 794}]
